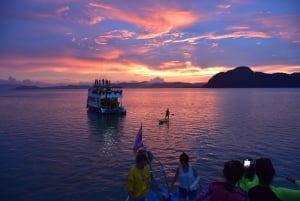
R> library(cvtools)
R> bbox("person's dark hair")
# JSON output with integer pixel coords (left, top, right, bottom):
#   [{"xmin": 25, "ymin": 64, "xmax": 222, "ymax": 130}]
[
  {"xmin": 180, "ymin": 152, "xmax": 189, "ymax": 165},
  {"xmin": 137, "ymin": 148, "xmax": 153, "ymax": 162},
  {"xmin": 223, "ymin": 160, "xmax": 244, "ymax": 182},
  {"xmin": 255, "ymin": 158, "xmax": 275, "ymax": 186},
  {"xmin": 136, "ymin": 152, "xmax": 147, "ymax": 163}
]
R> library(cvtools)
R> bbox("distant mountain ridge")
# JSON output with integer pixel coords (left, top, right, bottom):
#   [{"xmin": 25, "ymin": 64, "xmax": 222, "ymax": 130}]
[
  {"xmin": 12, "ymin": 82, "xmax": 204, "ymax": 89},
  {"xmin": 117, "ymin": 81, "xmax": 204, "ymax": 88},
  {"xmin": 203, "ymin": 66, "xmax": 300, "ymax": 88},
  {"xmin": 13, "ymin": 85, "xmax": 90, "ymax": 90},
  {"xmin": 2, "ymin": 66, "xmax": 300, "ymax": 89}
]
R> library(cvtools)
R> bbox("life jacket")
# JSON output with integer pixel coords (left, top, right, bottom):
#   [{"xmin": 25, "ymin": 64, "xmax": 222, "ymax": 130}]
[
  {"xmin": 209, "ymin": 182, "xmax": 248, "ymax": 201},
  {"xmin": 249, "ymin": 185, "xmax": 281, "ymax": 201}
]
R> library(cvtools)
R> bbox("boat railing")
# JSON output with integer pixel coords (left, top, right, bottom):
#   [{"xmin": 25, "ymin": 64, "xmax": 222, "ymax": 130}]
[{"xmin": 89, "ymin": 89, "xmax": 123, "ymax": 96}]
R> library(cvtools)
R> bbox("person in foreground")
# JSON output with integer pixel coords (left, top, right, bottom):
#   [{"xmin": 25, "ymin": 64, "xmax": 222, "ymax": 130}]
[
  {"xmin": 126, "ymin": 152, "xmax": 151, "ymax": 201},
  {"xmin": 195, "ymin": 160, "xmax": 247, "ymax": 201},
  {"xmin": 248, "ymin": 157, "xmax": 300, "ymax": 201},
  {"xmin": 170, "ymin": 152, "xmax": 200, "ymax": 201}
]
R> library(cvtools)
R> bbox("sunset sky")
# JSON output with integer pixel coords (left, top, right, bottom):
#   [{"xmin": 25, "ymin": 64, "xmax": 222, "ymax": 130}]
[{"xmin": 1, "ymin": 0, "xmax": 300, "ymax": 85}]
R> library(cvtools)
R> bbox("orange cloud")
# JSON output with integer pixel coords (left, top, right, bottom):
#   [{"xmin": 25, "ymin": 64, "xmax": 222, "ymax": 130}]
[
  {"xmin": 88, "ymin": 16, "xmax": 104, "ymax": 25},
  {"xmin": 1, "ymin": 55, "xmax": 210, "ymax": 83},
  {"xmin": 252, "ymin": 65, "xmax": 300, "ymax": 74},
  {"xmin": 214, "ymin": 31, "xmax": 271, "ymax": 39},
  {"xmin": 159, "ymin": 61, "xmax": 183, "ymax": 70},
  {"xmin": 56, "ymin": 6, "xmax": 69, "ymax": 16},
  {"xmin": 254, "ymin": 14, "xmax": 300, "ymax": 43},
  {"xmin": 88, "ymin": 2, "xmax": 114, "ymax": 10},
  {"xmin": 94, "ymin": 30, "xmax": 136, "ymax": 44},
  {"xmin": 98, "ymin": 50, "xmax": 123, "ymax": 60},
  {"xmin": 174, "ymin": 31, "xmax": 271, "ymax": 44},
  {"xmin": 87, "ymin": 2, "xmax": 201, "ymax": 37}
]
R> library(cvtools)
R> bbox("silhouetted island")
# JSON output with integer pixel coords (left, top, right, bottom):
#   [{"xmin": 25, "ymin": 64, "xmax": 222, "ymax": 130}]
[{"xmin": 203, "ymin": 66, "xmax": 300, "ymax": 88}]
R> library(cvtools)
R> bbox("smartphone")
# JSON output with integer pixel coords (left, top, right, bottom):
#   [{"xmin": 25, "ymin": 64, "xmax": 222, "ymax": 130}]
[{"xmin": 243, "ymin": 159, "xmax": 251, "ymax": 168}]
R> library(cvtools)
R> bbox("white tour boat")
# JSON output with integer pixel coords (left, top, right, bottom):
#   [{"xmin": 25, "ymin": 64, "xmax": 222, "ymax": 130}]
[{"xmin": 86, "ymin": 79, "xmax": 126, "ymax": 114}]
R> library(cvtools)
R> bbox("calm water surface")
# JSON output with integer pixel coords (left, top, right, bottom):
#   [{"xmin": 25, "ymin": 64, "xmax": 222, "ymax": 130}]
[{"xmin": 0, "ymin": 88, "xmax": 300, "ymax": 201}]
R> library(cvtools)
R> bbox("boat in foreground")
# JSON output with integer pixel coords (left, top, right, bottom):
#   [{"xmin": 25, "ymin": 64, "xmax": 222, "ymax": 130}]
[{"xmin": 86, "ymin": 79, "xmax": 126, "ymax": 114}]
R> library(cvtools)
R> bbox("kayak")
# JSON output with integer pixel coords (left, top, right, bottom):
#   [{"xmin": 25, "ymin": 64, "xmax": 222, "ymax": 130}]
[{"xmin": 159, "ymin": 118, "xmax": 169, "ymax": 124}]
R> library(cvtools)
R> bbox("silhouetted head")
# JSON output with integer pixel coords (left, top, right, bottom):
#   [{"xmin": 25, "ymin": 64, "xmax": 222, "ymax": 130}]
[
  {"xmin": 137, "ymin": 148, "xmax": 153, "ymax": 163},
  {"xmin": 255, "ymin": 158, "xmax": 275, "ymax": 186},
  {"xmin": 180, "ymin": 152, "xmax": 189, "ymax": 167},
  {"xmin": 223, "ymin": 160, "xmax": 244, "ymax": 182},
  {"xmin": 136, "ymin": 152, "xmax": 148, "ymax": 169}
]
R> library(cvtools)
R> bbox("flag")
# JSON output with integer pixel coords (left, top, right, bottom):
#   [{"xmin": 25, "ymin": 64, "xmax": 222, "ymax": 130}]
[{"xmin": 133, "ymin": 124, "xmax": 143, "ymax": 153}]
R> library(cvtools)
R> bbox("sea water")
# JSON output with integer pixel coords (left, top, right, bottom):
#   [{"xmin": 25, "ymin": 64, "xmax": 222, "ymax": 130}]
[{"xmin": 0, "ymin": 88, "xmax": 299, "ymax": 201}]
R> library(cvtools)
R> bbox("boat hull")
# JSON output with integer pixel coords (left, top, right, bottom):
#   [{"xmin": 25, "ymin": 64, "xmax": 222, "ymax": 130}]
[{"xmin": 87, "ymin": 105, "xmax": 126, "ymax": 114}]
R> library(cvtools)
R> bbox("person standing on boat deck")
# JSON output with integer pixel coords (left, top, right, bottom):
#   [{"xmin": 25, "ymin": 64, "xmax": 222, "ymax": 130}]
[
  {"xmin": 165, "ymin": 108, "xmax": 170, "ymax": 119},
  {"xmin": 195, "ymin": 160, "xmax": 247, "ymax": 201},
  {"xmin": 170, "ymin": 152, "xmax": 200, "ymax": 201},
  {"xmin": 248, "ymin": 158, "xmax": 300, "ymax": 201},
  {"xmin": 126, "ymin": 152, "xmax": 151, "ymax": 201}
]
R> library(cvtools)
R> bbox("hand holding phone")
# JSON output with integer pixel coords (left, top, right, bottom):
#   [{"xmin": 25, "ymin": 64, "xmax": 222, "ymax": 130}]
[{"xmin": 243, "ymin": 159, "xmax": 251, "ymax": 168}]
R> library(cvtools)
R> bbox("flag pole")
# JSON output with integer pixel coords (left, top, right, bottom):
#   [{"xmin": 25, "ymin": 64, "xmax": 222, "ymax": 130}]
[{"xmin": 132, "ymin": 123, "xmax": 144, "ymax": 153}]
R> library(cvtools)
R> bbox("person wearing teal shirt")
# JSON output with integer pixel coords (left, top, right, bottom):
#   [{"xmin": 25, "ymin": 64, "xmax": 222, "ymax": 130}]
[{"xmin": 248, "ymin": 158, "xmax": 300, "ymax": 201}]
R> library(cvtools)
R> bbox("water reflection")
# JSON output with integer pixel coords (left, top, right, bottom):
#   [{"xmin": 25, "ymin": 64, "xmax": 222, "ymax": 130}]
[{"xmin": 86, "ymin": 111, "xmax": 125, "ymax": 154}]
